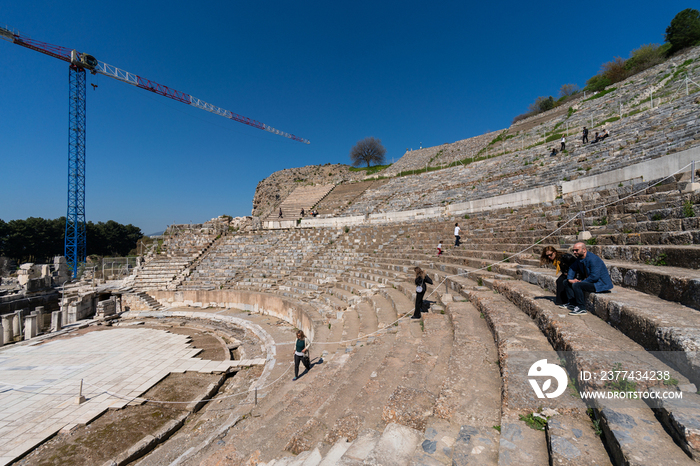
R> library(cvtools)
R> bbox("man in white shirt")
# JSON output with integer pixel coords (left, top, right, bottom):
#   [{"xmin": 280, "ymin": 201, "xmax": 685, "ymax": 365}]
[
  {"xmin": 561, "ymin": 136, "xmax": 566, "ymax": 152},
  {"xmin": 454, "ymin": 223, "xmax": 461, "ymax": 247}
]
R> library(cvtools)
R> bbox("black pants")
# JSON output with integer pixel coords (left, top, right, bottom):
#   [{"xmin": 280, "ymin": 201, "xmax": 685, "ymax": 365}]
[
  {"xmin": 582, "ymin": 134, "xmax": 588, "ymax": 143},
  {"xmin": 414, "ymin": 291, "xmax": 426, "ymax": 318},
  {"xmin": 565, "ymin": 281, "xmax": 596, "ymax": 307},
  {"xmin": 561, "ymin": 142, "xmax": 565, "ymax": 151},
  {"xmin": 454, "ymin": 235, "xmax": 461, "ymax": 246},
  {"xmin": 555, "ymin": 273, "xmax": 569, "ymax": 305},
  {"xmin": 294, "ymin": 353, "xmax": 310, "ymax": 377}
]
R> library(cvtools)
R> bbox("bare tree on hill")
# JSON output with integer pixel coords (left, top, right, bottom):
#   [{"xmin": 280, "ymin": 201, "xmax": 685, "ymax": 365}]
[{"xmin": 350, "ymin": 137, "xmax": 387, "ymax": 167}]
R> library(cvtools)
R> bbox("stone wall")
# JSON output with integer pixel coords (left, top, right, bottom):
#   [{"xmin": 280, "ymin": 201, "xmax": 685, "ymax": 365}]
[
  {"xmin": 0, "ymin": 291, "xmax": 59, "ymax": 316},
  {"xmin": 149, "ymin": 290, "xmax": 317, "ymax": 341}
]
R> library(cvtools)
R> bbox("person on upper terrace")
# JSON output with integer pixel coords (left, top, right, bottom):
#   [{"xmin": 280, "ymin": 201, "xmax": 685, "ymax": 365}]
[
  {"xmin": 582, "ymin": 126, "xmax": 589, "ymax": 144},
  {"xmin": 454, "ymin": 223, "xmax": 461, "ymax": 247},
  {"xmin": 560, "ymin": 135, "xmax": 566, "ymax": 152},
  {"xmin": 300, "ymin": 208, "xmax": 305, "ymax": 217},
  {"xmin": 540, "ymin": 246, "xmax": 576, "ymax": 306},
  {"xmin": 564, "ymin": 242, "xmax": 613, "ymax": 316}
]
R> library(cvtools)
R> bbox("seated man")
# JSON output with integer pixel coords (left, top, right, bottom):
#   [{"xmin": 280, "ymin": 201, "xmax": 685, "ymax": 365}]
[{"xmin": 565, "ymin": 242, "xmax": 613, "ymax": 315}]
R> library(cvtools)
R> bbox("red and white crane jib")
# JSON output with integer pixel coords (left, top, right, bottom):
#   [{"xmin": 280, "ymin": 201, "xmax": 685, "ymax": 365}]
[{"xmin": 0, "ymin": 25, "xmax": 310, "ymax": 144}]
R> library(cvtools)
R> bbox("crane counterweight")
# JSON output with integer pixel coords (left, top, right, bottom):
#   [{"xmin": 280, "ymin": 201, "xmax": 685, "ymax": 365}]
[{"xmin": 70, "ymin": 50, "xmax": 98, "ymax": 72}]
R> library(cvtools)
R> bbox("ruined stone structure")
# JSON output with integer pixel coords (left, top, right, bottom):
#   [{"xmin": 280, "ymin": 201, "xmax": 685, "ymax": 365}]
[{"xmin": 3, "ymin": 46, "xmax": 700, "ymax": 466}]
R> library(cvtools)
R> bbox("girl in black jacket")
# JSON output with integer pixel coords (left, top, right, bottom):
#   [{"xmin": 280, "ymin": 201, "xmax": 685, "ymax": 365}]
[{"xmin": 412, "ymin": 267, "xmax": 433, "ymax": 319}]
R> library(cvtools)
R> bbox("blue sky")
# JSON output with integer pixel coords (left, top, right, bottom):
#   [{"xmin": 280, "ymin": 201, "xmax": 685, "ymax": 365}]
[{"xmin": 0, "ymin": 1, "xmax": 692, "ymax": 235}]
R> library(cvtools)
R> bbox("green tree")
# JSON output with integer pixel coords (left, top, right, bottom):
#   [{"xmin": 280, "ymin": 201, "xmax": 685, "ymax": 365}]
[
  {"xmin": 665, "ymin": 8, "xmax": 700, "ymax": 55},
  {"xmin": 349, "ymin": 137, "xmax": 387, "ymax": 167},
  {"xmin": 0, "ymin": 217, "xmax": 143, "ymax": 264}
]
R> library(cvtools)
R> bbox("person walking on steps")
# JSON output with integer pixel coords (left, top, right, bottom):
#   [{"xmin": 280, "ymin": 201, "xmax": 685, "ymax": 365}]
[
  {"xmin": 561, "ymin": 135, "xmax": 566, "ymax": 152},
  {"xmin": 293, "ymin": 330, "xmax": 311, "ymax": 380},
  {"xmin": 454, "ymin": 223, "xmax": 461, "ymax": 247},
  {"xmin": 412, "ymin": 267, "xmax": 433, "ymax": 319},
  {"xmin": 582, "ymin": 126, "xmax": 588, "ymax": 144},
  {"xmin": 278, "ymin": 208, "xmax": 283, "ymax": 219}
]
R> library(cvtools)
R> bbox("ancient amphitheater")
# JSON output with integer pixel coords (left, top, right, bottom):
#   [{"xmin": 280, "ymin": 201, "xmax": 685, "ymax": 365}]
[{"xmin": 4, "ymin": 47, "xmax": 700, "ymax": 466}]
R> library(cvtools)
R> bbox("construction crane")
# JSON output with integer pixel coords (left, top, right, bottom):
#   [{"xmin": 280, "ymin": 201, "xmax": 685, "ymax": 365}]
[{"xmin": 0, "ymin": 25, "xmax": 309, "ymax": 278}]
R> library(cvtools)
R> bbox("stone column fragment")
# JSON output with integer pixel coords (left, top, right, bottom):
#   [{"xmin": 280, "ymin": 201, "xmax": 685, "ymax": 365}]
[
  {"xmin": 2, "ymin": 315, "xmax": 13, "ymax": 343},
  {"xmin": 24, "ymin": 315, "xmax": 38, "ymax": 340},
  {"xmin": 51, "ymin": 311, "xmax": 63, "ymax": 332}
]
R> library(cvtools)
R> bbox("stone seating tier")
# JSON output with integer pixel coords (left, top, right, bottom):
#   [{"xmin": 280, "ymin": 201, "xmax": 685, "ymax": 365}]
[
  {"xmin": 140, "ymin": 189, "xmax": 700, "ymax": 463},
  {"xmin": 339, "ymin": 67, "xmax": 700, "ymax": 217},
  {"xmin": 124, "ymin": 48, "xmax": 700, "ymax": 465}
]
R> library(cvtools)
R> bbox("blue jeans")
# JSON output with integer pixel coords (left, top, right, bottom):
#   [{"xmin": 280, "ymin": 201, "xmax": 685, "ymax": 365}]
[{"xmin": 565, "ymin": 281, "xmax": 596, "ymax": 307}]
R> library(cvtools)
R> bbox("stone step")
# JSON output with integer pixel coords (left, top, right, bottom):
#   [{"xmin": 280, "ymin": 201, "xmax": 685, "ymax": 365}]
[
  {"xmin": 465, "ymin": 287, "xmax": 597, "ymax": 465},
  {"xmin": 427, "ymin": 300, "xmax": 502, "ymax": 465},
  {"xmin": 363, "ymin": 422, "xmax": 422, "ymax": 465},
  {"xmin": 519, "ymin": 266, "xmax": 700, "ymax": 387},
  {"xmin": 492, "ymin": 278, "xmax": 699, "ymax": 464},
  {"xmin": 338, "ymin": 428, "xmax": 381, "ymax": 463}
]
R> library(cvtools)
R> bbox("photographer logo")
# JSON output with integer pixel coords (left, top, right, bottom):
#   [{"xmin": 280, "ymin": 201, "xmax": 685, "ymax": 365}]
[{"xmin": 528, "ymin": 359, "xmax": 567, "ymax": 399}]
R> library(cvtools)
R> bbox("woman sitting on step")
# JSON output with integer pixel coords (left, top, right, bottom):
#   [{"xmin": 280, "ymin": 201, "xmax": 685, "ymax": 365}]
[
  {"xmin": 540, "ymin": 246, "xmax": 577, "ymax": 306},
  {"xmin": 412, "ymin": 267, "xmax": 433, "ymax": 319}
]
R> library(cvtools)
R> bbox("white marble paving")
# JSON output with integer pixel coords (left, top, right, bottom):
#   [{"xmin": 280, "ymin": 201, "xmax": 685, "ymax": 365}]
[{"xmin": 0, "ymin": 328, "xmax": 247, "ymax": 465}]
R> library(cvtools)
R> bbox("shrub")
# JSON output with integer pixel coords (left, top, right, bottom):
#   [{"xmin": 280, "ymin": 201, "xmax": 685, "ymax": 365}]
[
  {"xmin": 546, "ymin": 133, "xmax": 564, "ymax": 143},
  {"xmin": 683, "ymin": 199, "xmax": 695, "ymax": 218},
  {"xmin": 529, "ymin": 96, "xmax": 555, "ymax": 113},
  {"xmin": 625, "ymin": 44, "xmax": 665, "ymax": 74},
  {"xmin": 586, "ymin": 74, "xmax": 612, "ymax": 93},
  {"xmin": 558, "ymin": 84, "xmax": 580, "ymax": 98},
  {"xmin": 601, "ymin": 57, "xmax": 630, "ymax": 84}
]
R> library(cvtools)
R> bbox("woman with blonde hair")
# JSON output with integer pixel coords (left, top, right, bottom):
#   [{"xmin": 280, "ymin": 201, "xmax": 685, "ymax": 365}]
[
  {"xmin": 293, "ymin": 330, "xmax": 311, "ymax": 381},
  {"xmin": 540, "ymin": 246, "xmax": 576, "ymax": 306},
  {"xmin": 412, "ymin": 267, "xmax": 433, "ymax": 319}
]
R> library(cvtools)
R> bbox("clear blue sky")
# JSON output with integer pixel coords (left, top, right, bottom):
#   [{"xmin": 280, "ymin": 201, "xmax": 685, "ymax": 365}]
[{"xmin": 0, "ymin": 1, "xmax": 692, "ymax": 235}]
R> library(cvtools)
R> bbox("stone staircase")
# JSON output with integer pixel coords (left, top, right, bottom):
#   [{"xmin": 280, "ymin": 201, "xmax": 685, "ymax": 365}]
[
  {"xmin": 123, "ymin": 289, "xmax": 164, "ymax": 311},
  {"xmin": 133, "ymin": 230, "xmax": 218, "ymax": 291},
  {"xmin": 265, "ymin": 184, "xmax": 336, "ymax": 222}
]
